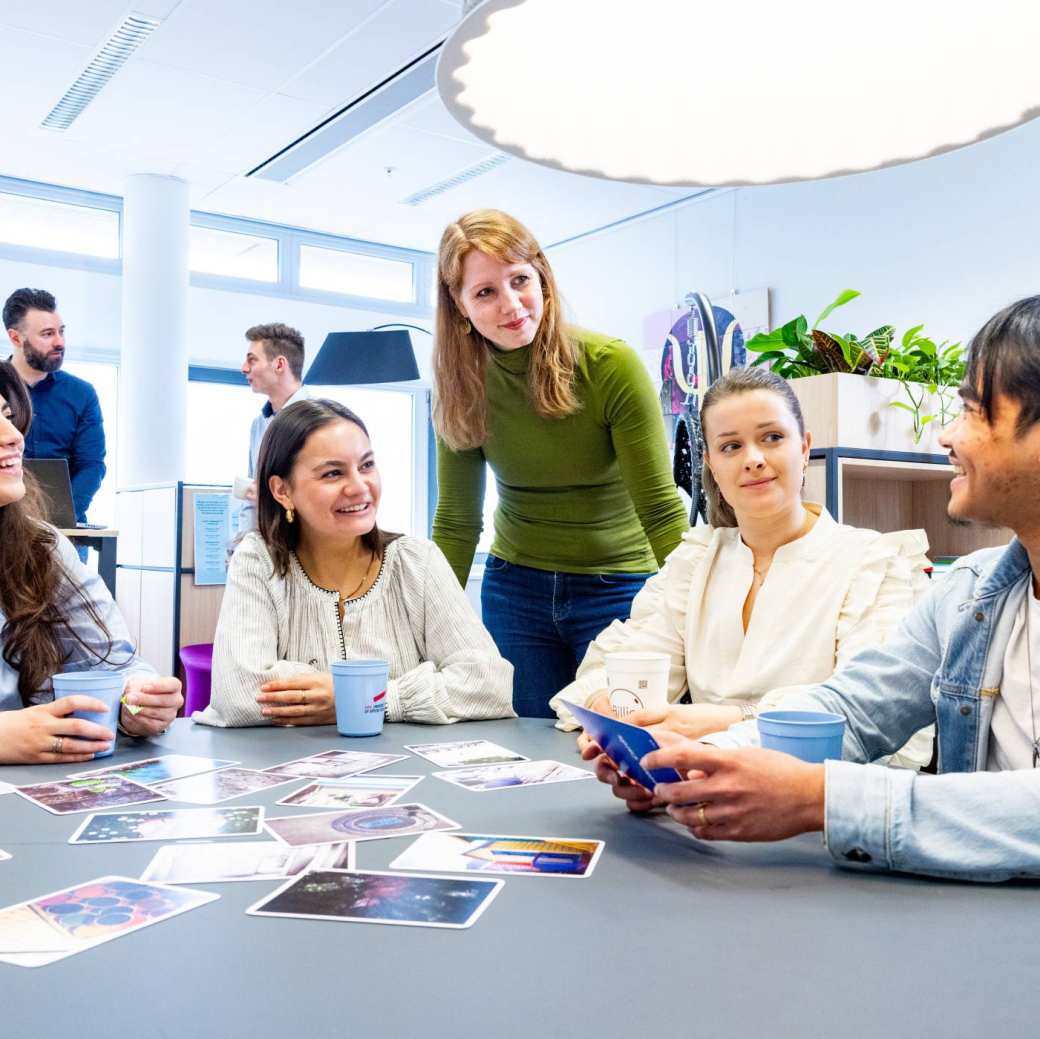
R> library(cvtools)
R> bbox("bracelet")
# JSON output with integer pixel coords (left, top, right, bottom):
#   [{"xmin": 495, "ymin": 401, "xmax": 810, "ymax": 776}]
[{"xmin": 739, "ymin": 702, "xmax": 758, "ymax": 722}]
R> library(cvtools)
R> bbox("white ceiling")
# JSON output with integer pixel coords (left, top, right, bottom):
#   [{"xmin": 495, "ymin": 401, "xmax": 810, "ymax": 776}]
[{"xmin": 0, "ymin": 0, "xmax": 689, "ymax": 252}]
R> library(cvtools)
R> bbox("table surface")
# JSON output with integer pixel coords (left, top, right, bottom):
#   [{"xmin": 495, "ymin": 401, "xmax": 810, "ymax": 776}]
[{"xmin": 2, "ymin": 718, "xmax": 1038, "ymax": 1039}]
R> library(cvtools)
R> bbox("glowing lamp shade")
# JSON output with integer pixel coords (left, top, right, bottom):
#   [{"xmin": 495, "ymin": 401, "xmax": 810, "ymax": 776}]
[{"xmin": 437, "ymin": 0, "xmax": 1040, "ymax": 187}]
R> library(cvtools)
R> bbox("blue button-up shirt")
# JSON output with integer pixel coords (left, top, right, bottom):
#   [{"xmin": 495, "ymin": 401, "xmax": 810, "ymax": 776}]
[{"xmin": 24, "ymin": 369, "xmax": 106, "ymax": 522}]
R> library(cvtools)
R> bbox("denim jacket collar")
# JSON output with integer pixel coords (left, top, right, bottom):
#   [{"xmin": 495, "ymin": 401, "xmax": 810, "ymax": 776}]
[{"xmin": 970, "ymin": 537, "xmax": 1031, "ymax": 601}]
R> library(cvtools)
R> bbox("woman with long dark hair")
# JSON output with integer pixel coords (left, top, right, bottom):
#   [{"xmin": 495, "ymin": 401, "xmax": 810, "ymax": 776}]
[
  {"xmin": 432, "ymin": 208, "xmax": 688, "ymax": 718},
  {"xmin": 0, "ymin": 362, "xmax": 182, "ymax": 764},
  {"xmin": 197, "ymin": 398, "xmax": 513, "ymax": 728}
]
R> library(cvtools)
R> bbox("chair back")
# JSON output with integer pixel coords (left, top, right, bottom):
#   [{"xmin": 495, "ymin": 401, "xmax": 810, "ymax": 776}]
[{"xmin": 178, "ymin": 643, "xmax": 214, "ymax": 715}]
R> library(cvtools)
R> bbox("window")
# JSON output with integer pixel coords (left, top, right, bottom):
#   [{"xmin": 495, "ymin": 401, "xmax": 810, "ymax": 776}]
[
  {"xmin": 299, "ymin": 245, "xmax": 414, "ymax": 303},
  {"xmin": 184, "ymin": 381, "xmax": 417, "ymax": 537},
  {"xmin": 316, "ymin": 387, "xmax": 415, "ymax": 536},
  {"xmin": 62, "ymin": 360, "xmax": 119, "ymax": 525},
  {"xmin": 185, "ymin": 381, "xmax": 261, "ymax": 485},
  {"xmin": 0, "ymin": 192, "xmax": 119, "ymax": 258},
  {"xmin": 477, "ymin": 467, "xmax": 499, "ymax": 553},
  {"xmin": 189, "ymin": 225, "xmax": 278, "ymax": 282}
]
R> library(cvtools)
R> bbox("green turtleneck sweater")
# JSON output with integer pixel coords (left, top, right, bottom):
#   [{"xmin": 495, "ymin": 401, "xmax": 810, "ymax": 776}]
[{"xmin": 433, "ymin": 328, "xmax": 688, "ymax": 586}]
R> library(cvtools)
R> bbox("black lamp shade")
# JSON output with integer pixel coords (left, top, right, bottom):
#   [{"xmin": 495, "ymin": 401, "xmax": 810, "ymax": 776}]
[{"xmin": 304, "ymin": 329, "xmax": 420, "ymax": 385}]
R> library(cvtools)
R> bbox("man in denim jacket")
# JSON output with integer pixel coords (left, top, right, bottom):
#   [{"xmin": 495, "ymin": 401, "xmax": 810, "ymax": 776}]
[{"xmin": 591, "ymin": 296, "xmax": 1040, "ymax": 882}]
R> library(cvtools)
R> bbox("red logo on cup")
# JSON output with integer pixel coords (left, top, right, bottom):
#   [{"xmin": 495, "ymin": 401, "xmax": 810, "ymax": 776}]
[{"xmin": 373, "ymin": 690, "xmax": 386, "ymax": 703}]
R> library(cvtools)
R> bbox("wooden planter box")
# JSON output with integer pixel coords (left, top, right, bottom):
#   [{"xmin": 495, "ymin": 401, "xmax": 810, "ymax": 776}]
[{"xmin": 788, "ymin": 372, "xmax": 955, "ymax": 454}]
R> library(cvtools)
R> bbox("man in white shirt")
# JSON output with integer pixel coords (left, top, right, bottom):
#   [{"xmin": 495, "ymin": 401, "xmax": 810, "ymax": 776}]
[
  {"xmin": 238, "ymin": 323, "xmax": 311, "ymax": 532},
  {"xmin": 588, "ymin": 294, "xmax": 1040, "ymax": 881}
]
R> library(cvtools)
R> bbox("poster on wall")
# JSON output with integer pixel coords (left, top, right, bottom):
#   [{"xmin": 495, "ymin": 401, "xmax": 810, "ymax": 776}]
[
  {"xmin": 644, "ymin": 287, "xmax": 770, "ymax": 421},
  {"xmin": 644, "ymin": 288, "xmax": 769, "ymax": 526},
  {"xmin": 193, "ymin": 493, "xmax": 232, "ymax": 586}
]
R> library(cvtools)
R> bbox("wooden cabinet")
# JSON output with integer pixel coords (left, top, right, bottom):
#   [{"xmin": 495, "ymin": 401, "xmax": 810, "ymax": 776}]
[{"xmin": 804, "ymin": 448, "xmax": 1010, "ymax": 558}]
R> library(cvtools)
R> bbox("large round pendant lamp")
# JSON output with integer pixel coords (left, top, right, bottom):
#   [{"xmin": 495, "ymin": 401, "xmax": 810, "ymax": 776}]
[{"xmin": 437, "ymin": 0, "xmax": 1040, "ymax": 187}]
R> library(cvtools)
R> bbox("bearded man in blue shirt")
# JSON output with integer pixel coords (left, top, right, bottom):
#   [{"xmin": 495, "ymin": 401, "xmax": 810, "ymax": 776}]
[
  {"xmin": 586, "ymin": 295, "xmax": 1040, "ymax": 882},
  {"xmin": 3, "ymin": 288, "xmax": 105, "ymax": 523}
]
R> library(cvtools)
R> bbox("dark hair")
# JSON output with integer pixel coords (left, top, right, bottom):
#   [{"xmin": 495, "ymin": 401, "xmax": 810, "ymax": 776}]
[
  {"xmin": 255, "ymin": 398, "xmax": 399, "ymax": 577},
  {"xmin": 963, "ymin": 296, "xmax": 1040, "ymax": 435},
  {"xmin": 0, "ymin": 361, "xmax": 115, "ymax": 703},
  {"xmin": 245, "ymin": 322, "xmax": 305, "ymax": 381},
  {"xmin": 3, "ymin": 288, "xmax": 57, "ymax": 331},
  {"xmin": 700, "ymin": 366, "xmax": 807, "ymax": 527}
]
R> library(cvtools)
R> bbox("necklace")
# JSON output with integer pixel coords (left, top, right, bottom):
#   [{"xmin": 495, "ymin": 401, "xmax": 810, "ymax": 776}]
[
  {"xmin": 339, "ymin": 548, "xmax": 377, "ymax": 605},
  {"xmin": 751, "ymin": 507, "xmax": 815, "ymax": 583}
]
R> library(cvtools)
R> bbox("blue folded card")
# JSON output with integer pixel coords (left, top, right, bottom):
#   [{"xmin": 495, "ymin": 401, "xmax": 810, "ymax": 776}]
[{"xmin": 562, "ymin": 700, "xmax": 684, "ymax": 790}]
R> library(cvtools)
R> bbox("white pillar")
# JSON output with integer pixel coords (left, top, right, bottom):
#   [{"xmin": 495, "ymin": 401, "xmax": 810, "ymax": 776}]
[{"xmin": 118, "ymin": 174, "xmax": 189, "ymax": 486}]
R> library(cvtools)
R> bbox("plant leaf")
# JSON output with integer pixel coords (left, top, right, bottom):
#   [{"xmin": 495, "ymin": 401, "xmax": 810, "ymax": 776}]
[
  {"xmin": 901, "ymin": 324, "xmax": 924, "ymax": 349},
  {"xmin": 745, "ymin": 330, "xmax": 786, "ymax": 352},
  {"xmin": 813, "ymin": 289, "xmax": 860, "ymax": 330}
]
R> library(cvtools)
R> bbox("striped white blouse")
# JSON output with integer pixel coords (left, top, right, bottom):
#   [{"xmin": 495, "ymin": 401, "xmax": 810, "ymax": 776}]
[{"xmin": 195, "ymin": 533, "xmax": 514, "ymax": 728}]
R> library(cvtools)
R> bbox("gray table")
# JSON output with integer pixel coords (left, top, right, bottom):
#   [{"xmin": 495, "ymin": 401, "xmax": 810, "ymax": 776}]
[{"xmin": 2, "ymin": 718, "xmax": 1037, "ymax": 1039}]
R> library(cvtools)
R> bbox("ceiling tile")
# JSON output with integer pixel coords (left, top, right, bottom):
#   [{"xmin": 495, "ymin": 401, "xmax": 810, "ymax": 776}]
[
  {"xmin": 135, "ymin": 0, "xmax": 386, "ymax": 92},
  {"xmin": 280, "ymin": 0, "xmax": 458, "ymax": 106},
  {"xmin": 0, "ymin": 2, "xmax": 139, "ymax": 46}
]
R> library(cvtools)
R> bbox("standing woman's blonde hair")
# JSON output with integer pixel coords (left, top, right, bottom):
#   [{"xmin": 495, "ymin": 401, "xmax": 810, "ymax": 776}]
[{"xmin": 433, "ymin": 209, "xmax": 579, "ymax": 450}]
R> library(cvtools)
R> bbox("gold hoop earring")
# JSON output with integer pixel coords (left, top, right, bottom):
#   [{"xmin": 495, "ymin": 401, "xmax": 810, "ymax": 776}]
[
  {"xmin": 285, "ymin": 507, "xmax": 294, "ymax": 524},
  {"xmin": 461, "ymin": 320, "xmax": 472, "ymax": 335}
]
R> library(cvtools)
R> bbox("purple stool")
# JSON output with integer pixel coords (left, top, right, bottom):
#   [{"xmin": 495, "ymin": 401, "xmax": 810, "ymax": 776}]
[{"xmin": 179, "ymin": 643, "xmax": 213, "ymax": 716}]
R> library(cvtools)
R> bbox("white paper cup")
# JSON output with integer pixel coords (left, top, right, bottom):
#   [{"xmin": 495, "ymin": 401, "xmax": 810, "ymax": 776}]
[{"xmin": 604, "ymin": 652, "xmax": 670, "ymax": 716}]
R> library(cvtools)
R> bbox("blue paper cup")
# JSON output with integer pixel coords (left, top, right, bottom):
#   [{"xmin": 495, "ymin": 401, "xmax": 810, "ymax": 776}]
[
  {"xmin": 52, "ymin": 670, "xmax": 127, "ymax": 757},
  {"xmin": 331, "ymin": 659, "xmax": 389, "ymax": 737},
  {"xmin": 757, "ymin": 710, "xmax": 846, "ymax": 763}
]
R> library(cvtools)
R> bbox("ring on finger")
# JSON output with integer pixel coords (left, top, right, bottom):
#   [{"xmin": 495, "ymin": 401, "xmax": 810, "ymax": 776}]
[
  {"xmin": 51, "ymin": 735, "xmax": 64, "ymax": 755},
  {"xmin": 696, "ymin": 802, "xmax": 710, "ymax": 827}
]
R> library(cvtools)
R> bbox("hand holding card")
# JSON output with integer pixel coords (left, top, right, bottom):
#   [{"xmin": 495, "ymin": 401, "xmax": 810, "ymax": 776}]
[{"xmin": 561, "ymin": 700, "xmax": 684, "ymax": 791}]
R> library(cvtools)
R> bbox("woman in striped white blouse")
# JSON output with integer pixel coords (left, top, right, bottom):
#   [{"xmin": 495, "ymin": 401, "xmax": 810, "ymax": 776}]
[{"xmin": 197, "ymin": 399, "xmax": 513, "ymax": 729}]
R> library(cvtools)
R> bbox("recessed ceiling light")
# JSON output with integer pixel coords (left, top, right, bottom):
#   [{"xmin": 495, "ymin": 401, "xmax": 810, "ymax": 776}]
[
  {"xmin": 402, "ymin": 153, "xmax": 510, "ymax": 206},
  {"xmin": 438, "ymin": 0, "xmax": 1040, "ymax": 187},
  {"xmin": 41, "ymin": 13, "xmax": 161, "ymax": 131}
]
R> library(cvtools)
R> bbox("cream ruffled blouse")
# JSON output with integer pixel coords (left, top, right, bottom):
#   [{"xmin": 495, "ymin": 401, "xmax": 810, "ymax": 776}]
[{"xmin": 551, "ymin": 504, "xmax": 933, "ymax": 765}]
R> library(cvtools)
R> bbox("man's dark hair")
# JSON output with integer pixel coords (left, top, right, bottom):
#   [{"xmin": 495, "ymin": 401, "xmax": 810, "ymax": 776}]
[
  {"xmin": 964, "ymin": 296, "xmax": 1040, "ymax": 435},
  {"xmin": 3, "ymin": 288, "xmax": 57, "ymax": 331},
  {"xmin": 245, "ymin": 322, "xmax": 305, "ymax": 381}
]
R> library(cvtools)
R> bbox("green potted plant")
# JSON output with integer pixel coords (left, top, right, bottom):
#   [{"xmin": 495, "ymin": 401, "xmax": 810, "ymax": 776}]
[{"xmin": 745, "ymin": 290, "xmax": 964, "ymax": 450}]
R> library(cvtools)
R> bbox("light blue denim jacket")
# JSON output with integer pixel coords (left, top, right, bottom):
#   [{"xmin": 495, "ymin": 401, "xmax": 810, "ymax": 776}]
[{"xmin": 711, "ymin": 538, "xmax": 1037, "ymax": 881}]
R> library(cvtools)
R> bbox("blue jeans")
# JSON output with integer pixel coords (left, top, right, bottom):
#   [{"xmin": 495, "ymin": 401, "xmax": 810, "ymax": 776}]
[{"xmin": 480, "ymin": 556, "xmax": 652, "ymax": 718}]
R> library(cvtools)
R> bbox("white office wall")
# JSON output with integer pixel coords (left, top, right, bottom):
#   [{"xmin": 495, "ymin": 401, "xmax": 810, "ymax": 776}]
[{"xmin": 547, "ymin": 118, "xmax": 1040, "ymax": 362}]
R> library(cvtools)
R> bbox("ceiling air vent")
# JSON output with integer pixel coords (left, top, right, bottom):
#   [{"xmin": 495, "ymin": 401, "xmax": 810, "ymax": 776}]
[
  {"xmin": 402, "ymin": 153, "xmax": 510, "ymax": 206},
  {"xmin": 41, "ymin": 13, "xmax": 161, "ymax": 131}
]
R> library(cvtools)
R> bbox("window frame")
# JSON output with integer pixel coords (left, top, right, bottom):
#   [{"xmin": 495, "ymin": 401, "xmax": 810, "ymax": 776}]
[
  {"xmin": 0, "ymin": 175, "xmax": 436, "ymax": 313},
  {"xmin": 0, "ymin": 175, "xmax": 121, "ymax": 273}
]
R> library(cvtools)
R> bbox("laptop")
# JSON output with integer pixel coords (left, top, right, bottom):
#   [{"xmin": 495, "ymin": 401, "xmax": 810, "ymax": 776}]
[{"xmin": 24, "ymin": 458, "xmax": 103, "ymax": 529}]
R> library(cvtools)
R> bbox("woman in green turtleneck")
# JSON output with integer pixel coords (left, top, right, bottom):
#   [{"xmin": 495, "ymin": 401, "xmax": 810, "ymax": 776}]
[{"xmin": 431, "ymin": 209, "xmax": 688, "ymax": 718}]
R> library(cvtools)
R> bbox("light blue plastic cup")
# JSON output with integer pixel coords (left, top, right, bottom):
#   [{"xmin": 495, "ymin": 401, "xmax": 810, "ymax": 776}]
[
  {"xmin": 52, "ymin": 670, "xmax": 127, "ymax": 757},
  {"xmin": 757, "ymin": 710, "xmax": 846, "ymax": 763},
  {"xmin": 331, "ymin": 659, "xmax": 389, "ymax": 737}
]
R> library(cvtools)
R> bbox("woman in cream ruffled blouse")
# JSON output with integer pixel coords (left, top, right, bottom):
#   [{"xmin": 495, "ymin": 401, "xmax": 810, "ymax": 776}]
[{"xmin": 551, "ymin": 366, "xmax": 934, "ymax": 768}]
